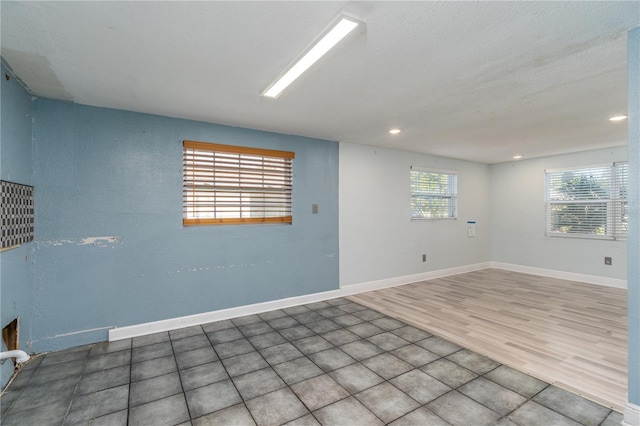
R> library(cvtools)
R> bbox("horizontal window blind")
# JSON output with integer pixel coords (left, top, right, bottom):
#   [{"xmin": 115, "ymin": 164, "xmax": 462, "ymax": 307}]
[
  {"xmin": 545, "ymin": 162, "xmax": 627, "ymax": 240},
  {"xmin": 410, "ymin": 167, "xmax": 458, "ymax": 220},
  {"xmin": 613, "ymin": 161, "xmax": 628, "ymax": 239},
  {"xmin": 183, "ymin": 141, "xmax": 294, "ymax": 226}
]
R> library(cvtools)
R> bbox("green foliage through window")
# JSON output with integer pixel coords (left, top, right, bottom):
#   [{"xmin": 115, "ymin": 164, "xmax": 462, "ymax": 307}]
[
  {"xmin": 545, "ymin": 163, "xmax": 627, "ymax": 240},
  {"xmin": 410, "ymin": 168, "xmax": 457, "ymax": 220}
]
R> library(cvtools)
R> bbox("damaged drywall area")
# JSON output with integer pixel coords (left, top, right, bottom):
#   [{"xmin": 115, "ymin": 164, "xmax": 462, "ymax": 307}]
[
  {"xmin": 168, "ymin": 260, "xmax": 274, "ymax": 275},
  {"xmin": 78, "ymin": 236, "xmax": 120, "ymax": 247},
  {"xmin": 35, "ymin": 236, "xmax": 121, "ymax": 249},
  {"xmin": 27, "ymin": 325, "xmax": 115, "ymax": 352}
]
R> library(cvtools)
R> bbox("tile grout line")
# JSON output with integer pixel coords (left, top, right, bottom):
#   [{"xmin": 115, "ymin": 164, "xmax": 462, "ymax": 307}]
[
  {"xmin": 125, "ymin": 336, "xmax": 133, "ymax": 426},
  {"xmin": 57, "ymin": 347, "xmax": 91, "ymax": 425},
  {"xmin": 0, "ymin": 359, "xmax": 34, "ymax": 422},
  {"xmin": 169, "ymin": 327, "xmax": 196, "ymax": 423}
]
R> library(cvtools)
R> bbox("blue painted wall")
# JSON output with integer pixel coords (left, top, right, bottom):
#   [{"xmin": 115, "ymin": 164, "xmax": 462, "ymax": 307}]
[
  {"xmin": 0, "ymin": 63, "xmax": 34, "ymax": 387},
  {"xmin": 30, "ymin": 99, "xmax": 339, "ymax": 352},
  {"xmin": 627, "ymin": 26, "xmax": 639, "ymax": 408}
]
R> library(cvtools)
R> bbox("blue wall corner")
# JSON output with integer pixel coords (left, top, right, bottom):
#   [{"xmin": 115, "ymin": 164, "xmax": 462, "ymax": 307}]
[
  {"xmin": 29, "ymin": 99, "xmax": 339, "ymax": 352},
  {"xmin": 0, "ymin": 62, "xmax": 34, "ymax": 387},
  {"xmin": 0, "ymin": 63, "xmax": 33, "ymax": 184},
  {"xmin": 627, "ymin": 26, "xmax": 640, "ymax": 407}
]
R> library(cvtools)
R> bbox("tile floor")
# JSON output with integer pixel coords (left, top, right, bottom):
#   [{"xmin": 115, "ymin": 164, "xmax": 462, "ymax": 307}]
[{"xmin": 0, "ymin": 298, "xmax": 624, "ymax": 426}]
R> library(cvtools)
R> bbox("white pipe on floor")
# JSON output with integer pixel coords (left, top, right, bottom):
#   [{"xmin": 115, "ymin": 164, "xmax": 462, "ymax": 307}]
[{"xmin": 0, "ymin": 350, "xmax": 30, "ymax": 364}]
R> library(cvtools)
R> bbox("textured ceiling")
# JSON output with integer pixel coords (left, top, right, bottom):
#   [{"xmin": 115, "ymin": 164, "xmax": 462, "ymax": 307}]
[{"xmin": 1, "ymin": 1, "xmax": 639, "ymax": 163}]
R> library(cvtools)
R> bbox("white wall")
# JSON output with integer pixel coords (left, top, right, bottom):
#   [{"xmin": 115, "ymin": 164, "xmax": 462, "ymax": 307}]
[
  {"xmin": 490, "ymin": 146, "xmax": 628, "ymax": 282},
  {"xmin": 339, "ymin": 142, "xmax": 491, "ymax": 287}
]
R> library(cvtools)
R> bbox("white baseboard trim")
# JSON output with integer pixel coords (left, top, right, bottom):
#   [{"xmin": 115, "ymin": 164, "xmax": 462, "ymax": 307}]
[
  {"xmin": 490, "ymin": 262, "xmax": 627, "ymax": 289},
  {"xmin": 109, "ymin": 288, "xmax": 342, "ymax": 341},
  {"xmin": 109, "ymin": 262, "xmax": 491, "ymax": 341},
  {"xmin": 339, "ymin": 262, "xmax": 492, "ymax": 296},
  {"xmin": 624, "ymin": 401, "xmax": 640, "ymax": 426}
]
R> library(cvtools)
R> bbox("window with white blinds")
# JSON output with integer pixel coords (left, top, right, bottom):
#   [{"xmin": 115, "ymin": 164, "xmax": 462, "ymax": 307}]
[
  {"xmin": 410, "ymin": 167, "xmax": 458, "ymax": 220},
  {"xmin": 545, "ymin": 162, "xmax": 627, "ymax": 240},
  {"xmin": 183, "ymin": 140, "xmax": 294, "ymax": 226}
]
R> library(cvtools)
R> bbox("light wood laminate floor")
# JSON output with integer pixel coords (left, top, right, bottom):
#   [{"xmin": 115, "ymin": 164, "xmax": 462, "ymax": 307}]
[{"xmin": 349, "ymin": 268, "xmax": 628, "ymax": 412}]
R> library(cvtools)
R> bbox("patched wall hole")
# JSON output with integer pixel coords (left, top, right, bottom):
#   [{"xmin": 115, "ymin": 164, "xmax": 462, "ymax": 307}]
[{"xmin": 2, "ymin": 318, "xmax": 19, "ymax": 364}]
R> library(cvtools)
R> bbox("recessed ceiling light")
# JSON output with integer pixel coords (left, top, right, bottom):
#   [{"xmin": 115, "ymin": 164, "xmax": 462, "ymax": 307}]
[
  {"xmin": 262, "ymin": 16, "xmax": 361, "ymax": 99},
  {"xmin": 609, "ymin": 115, "xmax": 627, "ymax": 121},
  {"xmin": 513, "ymin": 155, "xmax": 523, "ymax": 159},
  {"xmin": 389, "ymin": 129, "xmax": 401, "ymax": 134}
]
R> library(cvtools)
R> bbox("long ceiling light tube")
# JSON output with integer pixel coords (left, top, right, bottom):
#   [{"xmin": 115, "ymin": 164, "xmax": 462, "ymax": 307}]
[{"xmin": 262, "ymin": 16, "xmax": 360, "ymax": 99}]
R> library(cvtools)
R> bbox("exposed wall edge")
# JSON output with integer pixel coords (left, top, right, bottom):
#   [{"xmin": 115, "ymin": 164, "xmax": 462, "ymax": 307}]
[
  {"xmin": 624, "ymin": 401, "xmax": 640, "ymax": 426},
  {"xmin": 109, "ymin": 262, "xmax": 491, "ymax": 341},
  {"xmin": 490, "ymin": 262, "xmax": 627, "ymax": 289}
]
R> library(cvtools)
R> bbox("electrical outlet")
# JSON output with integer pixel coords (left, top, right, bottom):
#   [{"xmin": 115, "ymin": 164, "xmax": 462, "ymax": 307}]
[
  {"xmin": 422, "ymin": 254, "xmax": 427, "ymax": 262},
  {"xmin": 604, "ymin": 257, "xmax": 612, "ymax": 266},
  {"xmin": 312, "ymin": 204, "xmax": 318, "ymax": 214}
]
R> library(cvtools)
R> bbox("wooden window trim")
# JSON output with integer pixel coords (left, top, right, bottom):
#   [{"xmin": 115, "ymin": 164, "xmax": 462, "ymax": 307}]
[{"xmin": 183, "ymin": 140, "xmax": 295, "ymax": 159}]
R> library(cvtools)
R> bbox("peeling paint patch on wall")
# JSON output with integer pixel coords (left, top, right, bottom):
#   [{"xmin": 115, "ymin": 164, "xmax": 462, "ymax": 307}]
[
  {"xmin": 32, "ymin": 325, "xmax": 116, "ymax": 342},
  {"xmin": 166, "ymin": 260, "xmax": 275, "ymax": 275},
  {"xmin": 36, "ymin": 236, "xmax": 121, "ymax": 248},
  {"xmin": 78, "ymin": 236, "xmax": 120, "ymax": 247},
  {"xmin": 28, "ymin": 326, "xmax": 115, "ymax": 351}
]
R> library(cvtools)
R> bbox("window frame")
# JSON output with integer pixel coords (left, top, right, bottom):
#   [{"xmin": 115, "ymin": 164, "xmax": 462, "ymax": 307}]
[
  {"xmin": 182, "ymin": 140, "xmax": 295, "ymax": 226},
  {"xmin": 410, "ymin": 166, "xmax": 458, "ymax": 221},
  {"xmin": 545, "ymin": 162, "xmax": 627, "ymax": 240}
]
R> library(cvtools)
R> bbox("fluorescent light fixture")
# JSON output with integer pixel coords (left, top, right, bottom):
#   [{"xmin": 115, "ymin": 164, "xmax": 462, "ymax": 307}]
[
  {"xmin": 262, "ymin": 16, "xmax": 360, "ymax": 99},
  {"xmin": 389, "ymin": 129, "xmax": 401, "ymax": 134},
  {"xmin": 513, "ymin": 155, "xmax": 523, "ymax": 160},
  {"xmin": 609, "ymin": 115, "xmax": 627, "ymax": 121}
]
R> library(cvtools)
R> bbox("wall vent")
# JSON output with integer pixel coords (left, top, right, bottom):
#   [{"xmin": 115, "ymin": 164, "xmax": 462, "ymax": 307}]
[{"xmin": 0, "ymin": 180, "xmax": 34, "ymax": 250}]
